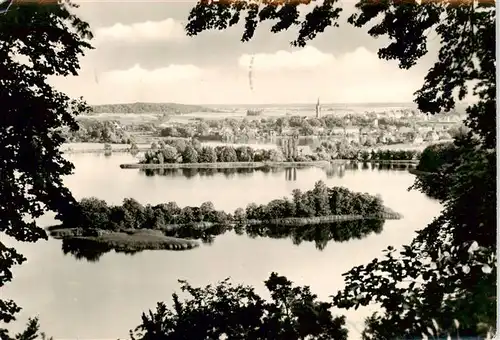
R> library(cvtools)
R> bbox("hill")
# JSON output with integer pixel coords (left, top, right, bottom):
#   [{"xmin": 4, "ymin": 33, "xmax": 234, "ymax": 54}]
[{"xmin": 90, "ymin": 102, "xmax": 218, "ymax": 114}]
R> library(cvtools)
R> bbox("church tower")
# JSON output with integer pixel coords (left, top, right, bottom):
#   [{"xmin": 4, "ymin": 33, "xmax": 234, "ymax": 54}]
[{"xmin": 315, "ymin": 97, "xmax": 321, "ymax": 118}]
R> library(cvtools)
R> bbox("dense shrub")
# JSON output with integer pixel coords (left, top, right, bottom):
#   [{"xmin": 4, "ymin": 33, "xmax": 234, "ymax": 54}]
[
  {"xmin": 242, "ymin": 181, "xmax": 384, "ymax": 220},
  {"xmin": 62, "ymin": 181, "xmax": 386, "ymax": 233},
  {"xmin": 141, "ymin": 139, "xmax": 286, "ymax": 164},
  {"xmin": 62, "ymin": 118, "xmax": 131, "ymax": 144}
]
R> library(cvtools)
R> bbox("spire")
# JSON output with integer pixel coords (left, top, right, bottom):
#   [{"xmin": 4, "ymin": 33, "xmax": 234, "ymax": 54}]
[{"xmin": 315, "ymin": 97, "xmax": 321, "ymax": 118}]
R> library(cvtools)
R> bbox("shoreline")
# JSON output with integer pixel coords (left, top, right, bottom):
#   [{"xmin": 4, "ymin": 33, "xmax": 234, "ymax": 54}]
[
  {"xmin": 120, "ymin": 159, "xmax": 418, "ymax": 169},
  {"xmin": 59, "ymin": 229, "xmax": 200, "ymax": 251},
  {"xmin": 49, "ymin": 210, "xmax": 402, "ymax": 249},
  {"xmin": 408, "ymin": 168, "xmax": 435, "ymax": 176},
  {"xmin": 119, "ymin": 161, "xmax": 332, "ymax": 169}
]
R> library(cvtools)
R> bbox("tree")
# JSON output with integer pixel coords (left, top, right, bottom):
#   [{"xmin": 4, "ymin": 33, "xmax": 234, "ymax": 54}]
[
  {"xmin": 0, "ymin": 0, "xmax": 92, "ymax": 336},
  {"xmin": 129, "ymin": 141, "xmax": 139, "ymax": 156},
  {"xmin": 176, "ymin": 126, "xmax": 195, "ymax": 138},
  {"xmin": 200, "ymin": 201, "xmax": 215, "ymax": 221},
  {"xmin": 196, "ymin": 121, "xmax": 210, "ymax": 136},
  {"xmin": 410, "ymin": 141, "xmax": 464, "ymax": 200},
  {"xmin": 245, "ymin": 202, "xmax": 259, "ymax": 220},
  {"xmin": 160, "ymin": 126, "xmax": 179, "ymax": 138},
  {"xmin": 235, "ymin": 146, "xmax": 252, "ymax": 162},
  {"xmin": 122, "ymin": 198, "xmax": 145, "ymax": 229},
  {"xmin": 157, "ymin": 151, "xmax": 164, "ymax": 164},
  {"xmin": 191, "ymin": 138, "xmax": 202, "ymax": 152},
  {"xmin": 158, "ymin": 202, "xmax": 181, "ymax": 223},
  {"xmin": 312, "ymin": 181, "xmax": 330, "ymax": 216},
  {"xmin": 233, "ymin": 207, "xmax": 246, "ymax": 222},
  {"xmin": 130, "ymin": 273, "xmax": 348, "ymax": 340},
  {"xmin": 169, "ymin": 139, "xmax": 187, "ymax": 154},
  {"xmin": 182, "ymin": 145, "xmax": 199, "ymax": 163},
  {"xmin": 267, "ymin": 149, "xmax": 285, "ymax": 162},
  {"xmin": 74, "ymin": 197, "xmax": 110, "ymax": 230},
  {"xmin": 220, "ymin": 146, "xmax": 238, "ymax": 162},
  {"xmin": 184, "ymin": 0, "xmax": 496, "ymax": 337},
  {"xmin": 299, "ymin": 121, "xmax": 314, "ymax": 136},
  {"xmin": 161, "ymin": 145, "xmax": 180, "ymax": 163},
  {"xmin": 198, "ymin": 146, "xmax": 217, "ymax": 163}
]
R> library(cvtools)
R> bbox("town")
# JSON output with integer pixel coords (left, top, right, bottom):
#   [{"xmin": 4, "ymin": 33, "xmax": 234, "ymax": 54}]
[{"xmin": 63, "ymin": 101, "xmax": 465, "ymax": 149}]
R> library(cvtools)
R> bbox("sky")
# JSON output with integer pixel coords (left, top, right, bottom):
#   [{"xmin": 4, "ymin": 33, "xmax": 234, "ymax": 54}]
[{"xmin": 49, "ymin": 0, "xmax": 442, "ymax": 105}]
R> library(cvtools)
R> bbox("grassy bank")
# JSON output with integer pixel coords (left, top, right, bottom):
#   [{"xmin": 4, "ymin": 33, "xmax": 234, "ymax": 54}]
[
  {"xmin": 120, "ymin": 161, "xmax": 332, "ymax": 169},
  {"xmin": 50, "ymin": 228, "xmax": 199, "ymax": 251},
  {"xmin": 245, "ymin": 210, "xmax": 402, "ymax": 226},
  {"xmin": 49, "ymin": 209, "xmax": 402, "ymax": 240}
]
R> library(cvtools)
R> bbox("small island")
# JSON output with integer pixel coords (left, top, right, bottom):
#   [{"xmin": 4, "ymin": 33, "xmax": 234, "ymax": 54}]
[
  {"xmin": 49, "ymin": 181, "xmax": 402, "ymax": 256},
  {"xmin": 118, "ymin": 138, "xmax": 421, "ymax": 170}
]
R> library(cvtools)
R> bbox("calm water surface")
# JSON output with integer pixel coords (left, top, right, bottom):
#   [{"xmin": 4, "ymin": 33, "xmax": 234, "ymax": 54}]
[{"xmin": 3, "ymin": 153, "xmax": 441, "ymax": 340}]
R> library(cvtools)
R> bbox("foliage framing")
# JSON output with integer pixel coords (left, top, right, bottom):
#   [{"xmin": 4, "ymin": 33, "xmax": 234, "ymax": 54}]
[
  {"xmin": 130, "ymin": 272, "xmax": 348, "ymax": 340},
  {"xmin": 0, "ymin": 0, "xmax": 92, "ymax": 335},
  {"xmin": 185, "ymin": 0, "xmax": 496, "ymax": 338}
]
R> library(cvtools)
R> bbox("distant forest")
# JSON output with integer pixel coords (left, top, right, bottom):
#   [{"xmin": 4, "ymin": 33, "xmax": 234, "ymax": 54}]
[{"xmin": 90, "ymin": 102, "xmax": 218, "ymax": 114}]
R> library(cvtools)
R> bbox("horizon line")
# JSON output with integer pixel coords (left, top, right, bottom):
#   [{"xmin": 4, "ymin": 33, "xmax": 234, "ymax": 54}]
[{"xmin": 90, "ymin": 101, "xmax": 421, "ymax": 106}]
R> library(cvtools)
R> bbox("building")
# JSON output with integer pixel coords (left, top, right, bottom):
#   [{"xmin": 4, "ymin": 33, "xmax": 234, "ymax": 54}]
[{"xmin": 315, "ymin": 97, "xmax": 321, "ymax": 118}]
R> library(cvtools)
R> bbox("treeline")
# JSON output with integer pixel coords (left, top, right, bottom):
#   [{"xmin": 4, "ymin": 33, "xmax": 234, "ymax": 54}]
[
  {"xmin": 62, "ymin": 198, "xmax": 232, "ymax": 232},
  {"xmin": 141, "ymin": 139, "xmax": 285, "ymax": 164},
  {"xmin": 59, "ymin": 181, "xmax": 387, "ymax": 234},
  {"xmin": 316, "ymin": 141, "xmax": 421, "ymax": 161},
  {"xmin": 90, "ymin": 102, "xmax": 216, "ymax": 114},
  {"xmin": 411, "ymin": 141, "xmax": 466, "ymax": 200},
  {"xmin": 62, "ymin": 119, "xmax": 132, "ymax": 144},
  {"xmin": 416, "ymin": 142, "xmax": 460, "ymax": 172},
  {"xmin": 241, "ymin": 181, "xmax": 384, "ymax": 220},
  {"xmin": 140, "ymin": 138, "xmax": 420, "ymax": 166},
  {"xmin": 158, "ymin": 113, "xmax": 417, "ymax": 139}
]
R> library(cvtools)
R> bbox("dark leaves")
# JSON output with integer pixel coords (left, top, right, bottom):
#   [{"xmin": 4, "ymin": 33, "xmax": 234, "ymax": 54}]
[
  {"xmin": 131, "ymin": 273, "xmax": 348, "ymax": 340},
  {"xmin": 293, "ymin": 0, "xmax": 341, "ymax": 47},
  {"xmin": 183, "ymin": 0, "xmax": 497, "ymax": 338},
  {"xmin": 0, "ymin": 0, "xmax": 92, "ymax": 327},
  {"xmin": 185, "ymin": 0, "xmax": 343, "ymax": 46}
]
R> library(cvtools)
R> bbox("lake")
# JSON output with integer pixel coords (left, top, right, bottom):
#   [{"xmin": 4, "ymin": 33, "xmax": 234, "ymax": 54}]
[{"xmin": 3, "ymin": 152, "xmax": 442, "ymax": 340}]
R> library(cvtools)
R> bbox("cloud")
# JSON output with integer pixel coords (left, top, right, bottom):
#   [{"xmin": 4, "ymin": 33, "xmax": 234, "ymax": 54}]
[
  {"xmin": 49, "ymin": 63, "xmax": 208, "ymax": 104},
  {"xmin": 239, "ymin": 46, "xmax": 334, "ymax": 71},
  {"xmin": 50, "ymin": 46, "xmax": 430, "ymax": 105},
  {"xmin": 101, "ymin": 64, "xmax": 203, "ymax": 84},
  {"xmin": 233, "ymin": 46, "xmax": 426, "ymax": 103},
  {"xmin": 239, "ymin": 46, "xmax": 385, "ymax": 73},
  {"xmin": 93, "ymin": 18, "xmax": 186, "ymax": 44}
]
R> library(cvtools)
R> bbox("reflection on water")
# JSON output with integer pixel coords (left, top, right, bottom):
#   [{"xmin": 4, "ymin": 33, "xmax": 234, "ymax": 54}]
[
  {"xmin": 285, "ymin": 168, "xmax": 297, "ymax": 181},
  {"xmin": 139, "ymin": 162, "xmax": 416, "ymax": 181},
  {"xmin": 243, "ymin": 219, "xmax": 384, "ymax": 251},
  {"xmin": 62, "ymin": 238, "xmax": 118, "ymax": 262},
  {"xmin": 3, "ymin": 153, "xmax": 440, "ymax": 340},
  {"xmin": 141, "ymin": 167, "xmax": 272, "ymax": 178},
  {"xmin": 61, "ymin": 220, "xmax": 384, "ymax": 262}
]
